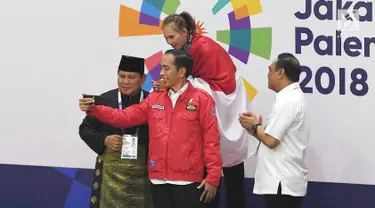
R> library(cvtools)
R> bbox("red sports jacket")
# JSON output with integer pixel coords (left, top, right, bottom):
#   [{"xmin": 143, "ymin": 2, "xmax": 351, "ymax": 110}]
[{"xmin": 87, "ymin": 83, "xmax": 222, "ymax": 187}]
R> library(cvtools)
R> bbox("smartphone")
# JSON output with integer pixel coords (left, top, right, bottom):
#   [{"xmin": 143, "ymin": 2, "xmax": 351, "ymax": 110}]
[{"xmin": 82, "ymin": 94, "xmax": 103, "ymax": 105}]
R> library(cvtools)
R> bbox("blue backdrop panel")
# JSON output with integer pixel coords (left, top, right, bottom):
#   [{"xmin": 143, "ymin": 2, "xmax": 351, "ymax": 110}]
[{"xmin": 0, "ymin": 164, "xmax": 374, "ymax": 208}]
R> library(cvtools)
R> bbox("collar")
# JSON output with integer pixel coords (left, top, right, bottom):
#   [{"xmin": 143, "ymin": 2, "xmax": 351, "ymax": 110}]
[
  {"xmin": 168, "ymin": 82, "xmax": 189, "ymax": 97},
  {"xmin": 163, "ymin": 81, "xmax": 192, "ymax": 101},
  {"xmin": 184, "ymin": 33, "xmax": 200, "ymax": 51},
  {"xmin": 121, "ymin": 89, "xmax": 142, "ymax": 100},
  {"xmin": 276, "ymin": 82, "xmax": 300, "ymax": 101}
]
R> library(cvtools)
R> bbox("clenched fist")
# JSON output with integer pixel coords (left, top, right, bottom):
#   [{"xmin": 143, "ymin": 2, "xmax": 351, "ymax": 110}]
[{"xmin": 105, "ymin": 135, "xmax": 123, "ymax": 151}]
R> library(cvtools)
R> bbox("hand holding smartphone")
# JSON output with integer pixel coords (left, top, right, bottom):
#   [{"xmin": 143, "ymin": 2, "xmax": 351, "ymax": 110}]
[{"xmin": 82, "ymin": 94, "xmax": 103, "ymax": 105}]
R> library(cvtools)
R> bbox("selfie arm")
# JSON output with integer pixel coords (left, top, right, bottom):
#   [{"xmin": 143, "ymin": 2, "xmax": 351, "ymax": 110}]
[{"xmin": 87, "ymin": 97, "xmax": 149, "ymax": 129}]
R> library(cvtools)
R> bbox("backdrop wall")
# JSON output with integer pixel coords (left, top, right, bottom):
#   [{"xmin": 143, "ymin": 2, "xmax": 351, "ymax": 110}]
[{"xmin": 0, "ymin": 0, "xmax": 374, "ymax": 207}]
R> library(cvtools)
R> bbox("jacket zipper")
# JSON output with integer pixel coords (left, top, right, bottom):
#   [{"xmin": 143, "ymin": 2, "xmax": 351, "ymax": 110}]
[{"xmin": 165, "ymin": 98, "xmax": 175, "ymax": 181}]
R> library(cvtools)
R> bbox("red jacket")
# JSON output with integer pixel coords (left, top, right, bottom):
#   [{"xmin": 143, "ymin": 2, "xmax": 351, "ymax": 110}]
[{"xmin": 87, "ymin": 83, "xmax": 222, "ymax": 187}]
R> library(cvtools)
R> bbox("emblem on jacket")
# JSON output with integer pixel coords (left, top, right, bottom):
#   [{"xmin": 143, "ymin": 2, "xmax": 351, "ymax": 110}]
[
  {"xmin": 150, "ymin": 160, "xmax": 156, "ymax": 167},
  {"xmin": 186, "ymin": 104, "xmax": 196, "ymax": 111},
  {"xmin": 152, "ymin": 104, "xmax": 164, "ymax": 110}
]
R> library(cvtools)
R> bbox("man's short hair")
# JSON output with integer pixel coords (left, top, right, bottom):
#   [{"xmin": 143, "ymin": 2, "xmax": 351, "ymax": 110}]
[
  {"xmin": 275, "ymin": 53, "xmax": 301, "ymax": 82},
  {"xmin": 164, "ymin": 49, "xmax": 193, "ymax": 78}
]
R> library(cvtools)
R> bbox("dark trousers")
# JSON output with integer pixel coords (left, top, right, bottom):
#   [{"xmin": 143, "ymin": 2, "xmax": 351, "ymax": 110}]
[
  {"xmin": 206, "ymin": 162, "xmax": 245, "ymax": 208},
  {"xmin": 264, "ymin": 183, "xmax": 304, "ymax": 208},
  {"xmin": 150, "ymin": 182, "xmax": 208, "ymax": 208}
]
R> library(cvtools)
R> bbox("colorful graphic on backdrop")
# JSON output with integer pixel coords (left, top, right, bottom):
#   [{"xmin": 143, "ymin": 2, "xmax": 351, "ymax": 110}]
[
  {"xmin": 212, "ymin": 0, "xmax": 263, "ymax": 19},
  {"xmin": 118, "ymin": 0, "xmax": 272, "ymax": 101},
  {"xmin": 213, "ymin": 0, "xmax": 272, "ymax": 101},
  {"xmin": 118, "ymin": 0, "xmax": 181, "ymax": 37},
  {"xmin": 215, "ymin": 3, "xmax": 272, "ymax": 65}
]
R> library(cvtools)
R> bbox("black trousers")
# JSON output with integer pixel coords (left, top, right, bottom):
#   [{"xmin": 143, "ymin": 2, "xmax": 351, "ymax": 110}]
[
  {"xmin": 264, "ymin": 183, "xmax": 304, "ymax": 208},
  {"xmin": 150, "ymin": 182, "xmax": 208, "ymax": 208},
  {"xmin": 205, "ymin": 162, "xmax": 245, "ymax": 208}
]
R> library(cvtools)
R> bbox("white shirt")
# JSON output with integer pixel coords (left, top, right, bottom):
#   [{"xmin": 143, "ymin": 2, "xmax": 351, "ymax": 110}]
[
  {"xmin": 150, "ymin": 82, "xmax": 193, "ymax": 185},
  {"xmin": 253, "ymin": 83, "xmax": 309, "ymax": 197}
]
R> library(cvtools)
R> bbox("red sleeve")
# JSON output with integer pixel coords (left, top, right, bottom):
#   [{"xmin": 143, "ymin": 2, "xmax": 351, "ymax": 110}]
[
  {"xmin": 199, "ymin": 93, "xmax": 222, "ymax": 187},
  {"xmin": 87, "ymin": 96, "xmax": 150, "ymax": 129}
]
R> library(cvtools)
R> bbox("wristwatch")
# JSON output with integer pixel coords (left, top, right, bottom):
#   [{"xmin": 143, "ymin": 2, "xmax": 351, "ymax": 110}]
[{"xmin": 251, "ymin": 123, "xmax": 262, "ymax": 135}]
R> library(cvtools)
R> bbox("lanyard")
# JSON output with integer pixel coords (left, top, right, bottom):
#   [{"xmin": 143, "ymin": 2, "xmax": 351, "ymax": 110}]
[{"xmin": 118, "ymin": 89, "xmax": 144, "ymax": 135}]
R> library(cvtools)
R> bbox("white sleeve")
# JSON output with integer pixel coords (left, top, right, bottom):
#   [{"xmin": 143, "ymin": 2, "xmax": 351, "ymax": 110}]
[{"xmin": 264, "ymin": 103, "xmax": 296, "ymax": 141}]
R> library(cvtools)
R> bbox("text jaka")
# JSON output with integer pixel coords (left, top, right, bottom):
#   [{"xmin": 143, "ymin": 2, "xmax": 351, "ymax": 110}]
[{"xmin": 295, "ymin": 0, "xmax": 373, "ymax": 22}]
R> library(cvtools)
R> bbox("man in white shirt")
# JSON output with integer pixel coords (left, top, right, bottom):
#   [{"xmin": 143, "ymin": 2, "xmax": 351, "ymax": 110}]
[{"xmin": 239, "ymin": 53, "xmax": 309, "ymax": 208}]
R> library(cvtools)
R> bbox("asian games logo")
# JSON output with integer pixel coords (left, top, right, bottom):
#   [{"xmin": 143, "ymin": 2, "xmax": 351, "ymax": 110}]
[{"xmin": 117, "ymin": 0, "xmax": 272, "ymax": 102}]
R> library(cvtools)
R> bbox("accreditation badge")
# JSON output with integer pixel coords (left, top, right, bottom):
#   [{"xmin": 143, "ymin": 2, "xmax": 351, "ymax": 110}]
[{"xmin": 121, "ymin": 134, "xmax": 138, "ymax": 160}]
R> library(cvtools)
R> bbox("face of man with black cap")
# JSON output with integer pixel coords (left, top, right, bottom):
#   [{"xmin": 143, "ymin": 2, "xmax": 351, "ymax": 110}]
[{"xmin": 117, "ymin": 55, "xmax": 146, "ymax": 96}]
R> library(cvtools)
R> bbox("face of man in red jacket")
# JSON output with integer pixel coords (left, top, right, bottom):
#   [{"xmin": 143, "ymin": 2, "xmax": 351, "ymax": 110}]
[{"xmin": 159, "ymin": 53, "xmax": 187, "ymax": 89}]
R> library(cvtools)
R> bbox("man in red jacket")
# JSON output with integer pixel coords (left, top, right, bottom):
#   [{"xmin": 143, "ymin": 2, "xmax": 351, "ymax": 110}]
[{"xmin": 79, "ymin": 49, "xmax": 222, "ymax": 208}]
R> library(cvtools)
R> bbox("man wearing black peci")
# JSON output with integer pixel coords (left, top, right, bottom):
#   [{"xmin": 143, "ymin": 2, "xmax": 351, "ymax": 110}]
[{"xmin": 78, "ymin": 55, "xmax": 152, "ymax": 208}]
